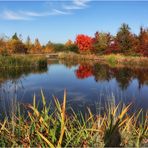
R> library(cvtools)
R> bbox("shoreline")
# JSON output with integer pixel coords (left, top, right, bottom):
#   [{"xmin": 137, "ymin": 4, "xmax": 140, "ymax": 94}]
[
  {"xmin": 1, "ymin": 53, "xmax": 148, "ymax": 68},
  {"xmin": 57, "ymin": 52, "xmax": 148, "ymax": 67}
]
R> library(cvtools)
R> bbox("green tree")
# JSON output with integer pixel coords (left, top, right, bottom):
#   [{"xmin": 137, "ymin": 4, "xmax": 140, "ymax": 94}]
[
  {"xmin": 25, "ymin": 36, "xmax": 32, "ymax": 53},
  {"xmin": 12, "ymin": 33, "xmax": 19, "ymax": 40},
  {"xmin": 93, "ymin": 32, "xmax": 111, "ymax": 53},
  {"xmin": 116, "ymin": 23, "xmax": 134, "ymax": 53}
]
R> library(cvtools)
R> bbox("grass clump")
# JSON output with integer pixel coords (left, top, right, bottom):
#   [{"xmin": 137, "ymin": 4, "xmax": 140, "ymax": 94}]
[
  {"xmin": 0, "ymin": 55, "xmax": 47, "ymax": 68},
  {"xmin": 104, "ymin": 54, "xmax": 118, "ymax": 66},
  {"xmin": 0, "ymin": 91, "xmax": 147, "ymax": 147}
]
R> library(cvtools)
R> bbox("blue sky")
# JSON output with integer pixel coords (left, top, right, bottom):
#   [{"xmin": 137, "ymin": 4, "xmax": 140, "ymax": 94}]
[{"xmin": 0, "ymin": 1, "xmax": 148, "ymax": 44}]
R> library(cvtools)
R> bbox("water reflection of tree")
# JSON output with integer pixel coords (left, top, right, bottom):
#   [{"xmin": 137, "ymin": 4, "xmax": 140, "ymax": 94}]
[
  {"xmin": 73, "ymin": 62, "xmax": 148, "ymax": 90},
  {"xmin": 75, "ymin": 64, "xmax": 93, "ymax": 79},
  {"xmin": 93, "ymin": 63, "xmax": 112, "ymax": 82},
  {"xmin": 0, "ymin": 66, "xmax": 48, "ymax": 119},
  {"xmin": 0, "ymin": 67, "xmax": 47, "ymax": 83},
  {"xmin": 112, "ymin": 68, "xmax": 133, "ymax": 90}
]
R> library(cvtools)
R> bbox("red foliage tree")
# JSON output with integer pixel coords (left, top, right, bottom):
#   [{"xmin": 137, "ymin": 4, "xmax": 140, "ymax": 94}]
[
  {"xmin": 75, "ymin": 64, "xmax": 93, "ymax": 79},
  {"xmin": 138, "ymin": 27, "xmax": 148, "ymax": 56},
  {"xmin": 105, "ymin": 39, "xmax": 121, "ymax": 54},
  {"xmin": 75, "ymin": 34, "xmax": 93, "ymax": 52}
]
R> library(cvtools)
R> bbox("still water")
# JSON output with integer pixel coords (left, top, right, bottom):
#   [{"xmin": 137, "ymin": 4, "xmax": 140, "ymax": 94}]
[{"xmin": 0, "ymin": 59, "xmax": 148, "ymax": 116}]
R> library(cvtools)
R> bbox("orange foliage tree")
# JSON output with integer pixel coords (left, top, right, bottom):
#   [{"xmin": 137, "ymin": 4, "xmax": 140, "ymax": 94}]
[
  {"xmin": 44, "ymin": 41, "xmax": 54, "ymax": 53},
  {"xmin": 31, "ymin": 38, "xmax": 42, "ymax": 53},
  {"xmin": 75, "ymin": 34, "xmax": 93, "ymax": 52},
  {"xmin": 0, "ymin": 37, "xmax": 6, "ymax": 54},
  {"xmin": 65, "ymin": 40, "xmax": 73, "ymax": 46}
]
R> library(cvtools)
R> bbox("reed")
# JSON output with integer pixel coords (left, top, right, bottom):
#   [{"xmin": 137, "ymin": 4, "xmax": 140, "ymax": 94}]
[
  {"xmin": 0, "ymin": 55, "xmax": 47, "ymax": 68},
  {"xmin": 0, "ymin": 91, "xmax": 147, "ymax": 147}
]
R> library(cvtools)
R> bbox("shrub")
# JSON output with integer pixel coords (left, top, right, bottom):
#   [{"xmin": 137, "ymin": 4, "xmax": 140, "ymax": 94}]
[
  {"xmin": 52, "ymin": 43, "xmax": 65, "ymax": 52},
  {"xmin": 65, "ymin": 44, "xmax": 79, "ymax": 53}
]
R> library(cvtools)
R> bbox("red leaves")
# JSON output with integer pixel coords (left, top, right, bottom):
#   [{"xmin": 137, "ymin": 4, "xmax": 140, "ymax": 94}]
[
  {"xmin": 105, "ymin": 40, "xmax": 121, "ymax": 54},
  {"xmin": 138, "ymin": 27, "xmax": 148, "ymax": 56},
  {"xmin": 75, "ymin": 34, "xmax": 93, "ymax": 52},
  {"xmin": 75, "ymin": 64, "xmax": 93, "ymax": 79}
]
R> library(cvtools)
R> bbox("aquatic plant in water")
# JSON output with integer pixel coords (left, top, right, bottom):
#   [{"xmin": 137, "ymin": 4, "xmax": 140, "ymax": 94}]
[{"xmin": 0, "ymin": 90, "xmax": 147, "ymax": 147}]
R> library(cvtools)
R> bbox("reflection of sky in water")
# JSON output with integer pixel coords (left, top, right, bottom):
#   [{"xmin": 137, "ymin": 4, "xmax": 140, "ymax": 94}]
[{"xmin": 0, "ymin": 62, "xmax": 148, "ymax": 116}]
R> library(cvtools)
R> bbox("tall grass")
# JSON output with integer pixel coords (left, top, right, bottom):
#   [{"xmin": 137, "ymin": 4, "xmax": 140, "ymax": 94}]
[
  {"xmin": 0, "ymin": 55, "xmax": 47, "ymax": 68},
  {"xmin": 0, "ymin": 91, "xmax": 147, "ymax": 147}
]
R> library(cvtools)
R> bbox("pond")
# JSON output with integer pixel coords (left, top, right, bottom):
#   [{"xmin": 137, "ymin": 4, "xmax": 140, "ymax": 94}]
[{"xmin": 0, "ymin": 59, "xmax": 148, "ymax": 117}]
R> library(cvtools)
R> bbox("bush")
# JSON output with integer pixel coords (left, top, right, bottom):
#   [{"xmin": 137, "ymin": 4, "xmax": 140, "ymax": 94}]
[
  {"xmin": 65, "ymin": 44, "xmax": 79, "ymax": 53},
  {"xmin": 53, "ymin": 43, "xmax": 65, "ymax": 52},
  {"xmin": 106, "ymin": 55, "xmax": 118, "ymax": 65},
  {"xmin": 0, "ymin": 48, "xmax": 9, "ymax": 56}
]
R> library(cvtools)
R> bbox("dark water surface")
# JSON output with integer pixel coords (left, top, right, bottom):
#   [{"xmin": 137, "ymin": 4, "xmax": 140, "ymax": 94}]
[{"xmin": 0, "ymin": 60, "xmax": 148, "ymax": 116}]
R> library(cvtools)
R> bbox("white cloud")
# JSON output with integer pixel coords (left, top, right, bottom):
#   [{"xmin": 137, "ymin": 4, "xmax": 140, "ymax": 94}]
[
  {"xmin": 73, "ymin": 0, "xmax": 88, "ymax": 6},
  {"xmin": 19, "ymin": 11, "xmax": 50, "ymax": 17},
  {"xmin": 50, "ymin": 9, "xmax": 71, "ymax": 15},
  {"xmin": 63, "ymin": 0, "xmax": 90, "ymax": 10},
  {"xmin": 0, "ymin": 9, "xmax": 70, "ymax": 20},
  {"xmin": 0, "ymin": 0, "xmax": 90, "ymax": 21},
  {"xmin": 1, "ymin": 10, "xmax": 31, "ymax": 20}
]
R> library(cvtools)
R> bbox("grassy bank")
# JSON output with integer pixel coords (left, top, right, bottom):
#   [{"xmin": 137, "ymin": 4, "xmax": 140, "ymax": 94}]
[
  {"xmin": 0, "ymin": 55, "xmax": 47, "ymax": 68},
  {"xmin": 58, "ymin": 52, "xmax": 148, "ymax": 66},
  {"xmin": 0, "ymin": 91, "xmax": 147, "ymax": 147}
]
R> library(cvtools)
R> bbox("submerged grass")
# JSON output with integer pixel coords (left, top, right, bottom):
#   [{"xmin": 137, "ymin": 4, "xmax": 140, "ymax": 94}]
[{"xmin": 0, "ymin": 91, "xmax": 147, "ymax": 147}]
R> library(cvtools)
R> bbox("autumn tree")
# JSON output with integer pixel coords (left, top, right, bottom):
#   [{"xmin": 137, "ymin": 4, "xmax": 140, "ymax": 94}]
[
  {"xmin": 93, "ymin": 32, "xmax": 112, "ymax": 53},
  {"xmin": 65, "ymin": 39, "xmax": 78, "ymax": 53},
  {"xmin": 25, "ymin": 36, "xmax": 32, "ymax": 53},
  {"xmin": 65, "ymin": 40, "xmax": 73, "ymax": 46},
  {"xmin": 138, "ymin": 27, "xmax": 148, "ymax": 56},
  {"xmin": 0, "ymin": 36, "xmax": 8, "ymax": 55},
  {"xmin": 75, "ymin": 34, "xmax": 93, "ymax": 53},
  {"xmin": 106, "ymin": 37, "xmax": 121, "ymax": 54},
  {"xmin": 31, "ymin": 38, "xmax": 42, "ymax": 53},
  {"xmin": 116, "ymin": 23, "xmax": 135, "ymax": 54},
  {"xmin": 44, "ymin": 41, "xmax": 54, "ymax": 53},
  {"xmin": 6, "ymin": 33, "xmax": 27, "ymax": 54}
]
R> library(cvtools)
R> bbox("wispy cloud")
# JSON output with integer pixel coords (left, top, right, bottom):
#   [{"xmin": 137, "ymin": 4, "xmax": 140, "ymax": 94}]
[
  {"xmin": 51, "ymin": 9, "xmax": 71, "ymax": 15},
  {"xmin": 73, "ymin": 0, "xmax": 88, "ymax": 7},
  {"xmin": 0, "ymin": 0, "xmax": 91, "ymax": 21},
  {"xmin": 1, "ymin": 10, "xmax": 30, "ymax": 20},
  {"xmin": 0, "ymin": 9, "xmax": 70, "ymax": 20},
  {"xmin": 63, "ymin": 0, "xmax": 90, "ymax": 10}
]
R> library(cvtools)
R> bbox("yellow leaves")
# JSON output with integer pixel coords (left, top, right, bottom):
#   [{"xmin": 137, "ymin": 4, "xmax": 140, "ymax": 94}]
[
  {"xmin": 57, "ymin": 89, "xmax": 67, "ymax": 147},
  {"xmin": 118, "ymin": 103, "xmax": 132, "ymax": 119},
  {"xmin": 0, "ymin": 119, "xmax": 9, "ymax": 134}
]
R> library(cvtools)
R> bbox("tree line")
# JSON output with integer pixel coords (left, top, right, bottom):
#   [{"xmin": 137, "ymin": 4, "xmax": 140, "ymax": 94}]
[
  {"xmin": 0, "ymin": 23, "xmax": 148, "ymax": 56},
  {"xmin": 76, "ymin": 23, "xmax": 148, "ymax": 56}
]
